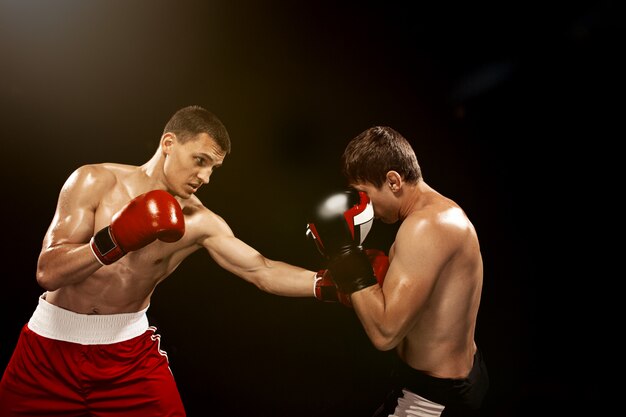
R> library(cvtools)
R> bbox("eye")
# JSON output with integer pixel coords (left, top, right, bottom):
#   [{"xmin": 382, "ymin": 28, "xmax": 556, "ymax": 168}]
[{"xmin": 195, "ymin": 157, "xmax": 206, "ymax": 166}]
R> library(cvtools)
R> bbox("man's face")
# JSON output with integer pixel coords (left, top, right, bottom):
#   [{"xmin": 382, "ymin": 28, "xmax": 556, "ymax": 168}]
[
  {"xmin": 163, "ymin": 133, "xmax": 226, "ymax": 199},
  {"xmin": 350, "ymin": 181, "xmax": 398, "ymax": 224}
]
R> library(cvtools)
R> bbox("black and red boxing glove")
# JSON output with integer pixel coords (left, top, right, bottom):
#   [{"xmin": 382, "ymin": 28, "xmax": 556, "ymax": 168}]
[
  {"xmin": 315, "ymin": 248, "xmax": 389, "ymax": 307},
  {"xmin": 90, "ymin": 190, "xmax": 185, "ymax": 265},
  {"xmin": 306, "ymin": 189, "xmax": 373, "ymax": 259},
  {"xmin": 306, "ymin": 189, "xmax": 378, "ymax": 294}
]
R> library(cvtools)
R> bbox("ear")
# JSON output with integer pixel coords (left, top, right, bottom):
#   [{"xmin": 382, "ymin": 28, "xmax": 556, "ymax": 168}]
[
  {"xmin": 386, "ymin": 171, "xmax": 403, "ymax": 193},
  {"xmin": 161, "ymin": 133, "xmax": 176, "ymax": 155}
]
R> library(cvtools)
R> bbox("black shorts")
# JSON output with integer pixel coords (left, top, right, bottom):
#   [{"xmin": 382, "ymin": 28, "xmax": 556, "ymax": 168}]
[{"xmin": 372, "ymin": 349, "xmax": 489, "ymax": 417}]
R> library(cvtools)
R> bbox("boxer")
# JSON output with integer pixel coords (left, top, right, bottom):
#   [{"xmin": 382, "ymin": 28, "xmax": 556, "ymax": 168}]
[
  {"xmin": 308, "ymin": 126, "xmax": 490, "ymax": 416},
  {"xmin": 0, "ymin": 105, "xmax": 322, "ymax": 416}
]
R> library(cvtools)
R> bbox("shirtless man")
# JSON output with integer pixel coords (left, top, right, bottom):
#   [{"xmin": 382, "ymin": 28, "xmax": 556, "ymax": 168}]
[
  {"xmin": 0, "ymin": 105, "xmax": 319, "ymax": 416},
  {"xmin": 307, "ymin": 126, "xmax": 489, "ymax": 416}
]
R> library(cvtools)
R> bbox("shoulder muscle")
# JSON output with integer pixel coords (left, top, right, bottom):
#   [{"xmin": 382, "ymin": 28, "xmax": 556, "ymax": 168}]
[{"xmin": 44, "ymin": 165, "xmax": 116, "ymax": 247}]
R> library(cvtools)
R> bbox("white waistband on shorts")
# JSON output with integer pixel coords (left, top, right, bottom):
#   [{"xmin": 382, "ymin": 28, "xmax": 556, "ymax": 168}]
[
  {"xmin": 392, "ymin": 389, "xmax": 445, "ymax": 417},
  {"xmin": 27, "ymin": 294, "xmax": 150, "ymax": 345}
]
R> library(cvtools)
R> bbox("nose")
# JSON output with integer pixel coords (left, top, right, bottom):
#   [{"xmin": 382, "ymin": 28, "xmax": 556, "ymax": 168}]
[{"xmin": 197, "ymin": 169, "xmax": 211, "ymax": 184}]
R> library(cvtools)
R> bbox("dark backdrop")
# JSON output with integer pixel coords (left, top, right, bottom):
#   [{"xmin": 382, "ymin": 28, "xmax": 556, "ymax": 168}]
[{"xmin": 0, "ymin": 1, "xmax": 616, "ymax": 416}]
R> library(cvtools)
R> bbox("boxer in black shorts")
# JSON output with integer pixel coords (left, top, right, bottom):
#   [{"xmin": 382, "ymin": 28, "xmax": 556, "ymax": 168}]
[{"xmin": 307, "ymin": 126, "xmax": 489, "ymax": 416}]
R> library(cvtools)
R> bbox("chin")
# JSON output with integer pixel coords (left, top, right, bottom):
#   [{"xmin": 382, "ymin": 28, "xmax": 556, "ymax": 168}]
[{"xmin": 175, "ymin": 186, "xmax": 194, "ymax": 199}]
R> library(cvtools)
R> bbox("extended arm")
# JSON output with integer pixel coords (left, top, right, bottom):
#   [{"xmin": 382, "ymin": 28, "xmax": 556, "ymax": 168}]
[{"xmin": 199, "ymin": 208, "xmax": 316, "ymax": 297}]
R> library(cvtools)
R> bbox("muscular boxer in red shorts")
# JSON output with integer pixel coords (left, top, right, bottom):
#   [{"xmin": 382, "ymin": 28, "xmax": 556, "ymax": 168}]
[{"xmin": 0, "ymin": 105, "xmax": 322, "ymax": 416}]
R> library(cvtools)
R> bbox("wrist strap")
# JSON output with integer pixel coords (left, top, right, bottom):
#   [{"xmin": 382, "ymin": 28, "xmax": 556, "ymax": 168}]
[
  {"xmin": 90, "ymin": 226, "xmax": 125, "ymax": 265},
  {"xmin": 313, "ymin": 272, "xmax": 321, "ymax": 298}
]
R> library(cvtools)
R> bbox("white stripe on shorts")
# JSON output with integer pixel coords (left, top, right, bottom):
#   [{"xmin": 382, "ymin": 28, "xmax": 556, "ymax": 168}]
[{"xmin": 389, "ymin": 389, "xmax": 445, "ymax": 417}]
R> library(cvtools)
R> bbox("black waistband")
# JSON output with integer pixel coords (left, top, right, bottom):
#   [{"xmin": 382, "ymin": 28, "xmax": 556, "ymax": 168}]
[{"xmin": 392, "ymin": 348, "xmax": 489, "ymax": 411}]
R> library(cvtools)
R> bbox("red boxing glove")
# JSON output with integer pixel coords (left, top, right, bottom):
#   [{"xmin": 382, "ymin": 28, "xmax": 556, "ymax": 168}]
[
  {"xmin": 314, "ymin": 269, "xmax": 353, "ymax": 307},
  {"xmin": 90, "ymin": 190, "xmax": 185, "ymax": 265},
  {"xmin": 365, "ymin": 248, "xmax": 389, "ymax": 286},
  {"xmin": 314, "ymin": 248, "xmax": 389, "ymax": 307}
]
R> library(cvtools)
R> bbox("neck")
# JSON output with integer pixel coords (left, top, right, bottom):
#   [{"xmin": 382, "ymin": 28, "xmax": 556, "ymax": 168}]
[
  {"xmin": 139, "ymin": 150, "xmax": 167, "ymax": 190},
  {"xmin": 141, "ymin": 148, "xmax": 163, "ymax": 176},
  {"xmin": 398, "ymin": 179, "xmax": 431, "ymax": 220}
]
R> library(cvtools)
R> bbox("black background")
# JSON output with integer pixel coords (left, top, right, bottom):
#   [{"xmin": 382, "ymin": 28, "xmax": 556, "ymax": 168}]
[{"xmin": 0, "ymin": 1, "xmax": 617, "ymax": 416}]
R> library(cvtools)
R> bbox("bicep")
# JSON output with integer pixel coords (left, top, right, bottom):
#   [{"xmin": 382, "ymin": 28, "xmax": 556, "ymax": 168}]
[
  {"xmin": 382, "ymin": 224, "xmax": 452, "ymax": 327},
  {"xmin": 42, "ymin": 167, "xmax": 107, "ymax": 249}
]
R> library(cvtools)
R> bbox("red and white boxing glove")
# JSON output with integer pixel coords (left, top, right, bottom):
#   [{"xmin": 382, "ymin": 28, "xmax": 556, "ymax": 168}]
[
  {"xmin": 314, "ymin": 248, "xmax": 389, "ymax": 307},
  {"xmin": 90, "ymin": 190, "xmax": 185, "ymax": 265},
  {"xmin": 306, "ymin": 189, "xmax": 379, "ymax": 294}
]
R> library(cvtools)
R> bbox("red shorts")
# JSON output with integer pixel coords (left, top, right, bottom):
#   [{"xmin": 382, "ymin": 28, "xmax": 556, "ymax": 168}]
[{"xmin": 0, "ymin": 296, "xmax": 186, "ymax": 416}]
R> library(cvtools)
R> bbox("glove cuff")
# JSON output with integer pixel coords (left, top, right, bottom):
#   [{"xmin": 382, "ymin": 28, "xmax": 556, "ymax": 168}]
[
  {"xmin": 314, "ymin": 270, "xmax": 338, "ymax": 302},
  {"xmin": 329, "ymin": 248, "xmax": 378, "ymax": 294},
  {"xmin": 90, "ymin": 226, "xmax": 125, "ymax": 265}
]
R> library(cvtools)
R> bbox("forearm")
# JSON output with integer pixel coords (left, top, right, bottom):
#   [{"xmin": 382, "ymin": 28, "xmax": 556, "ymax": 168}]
[
  {"xmin": 351, "ymin": 286, "xmax": 403, "ymax": 351},
  {"xmin": 204, "ymin": 235, "xmax": 317, "ymax": 297},
  {"xmin": 249, "ymin": 259, "xmax": 316, "ymax": 297},
  {"xmin": 36, "ymin": 244, "xmax": 101, "ymax": 291}
]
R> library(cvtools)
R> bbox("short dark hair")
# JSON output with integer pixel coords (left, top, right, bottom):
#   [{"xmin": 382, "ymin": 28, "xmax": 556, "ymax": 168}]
[
  {"xmin": 341, "ymin": 126, "xmax": 421, "ymax": 188},
  {"xmin": 163, "ymin": 105, "xmax": 231, "ymax": 154}
]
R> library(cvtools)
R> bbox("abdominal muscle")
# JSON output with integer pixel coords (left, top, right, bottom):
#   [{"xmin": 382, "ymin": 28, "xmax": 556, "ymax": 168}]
[{"xmin": 44, "ymin": 247, "xmax": 180, "ymax": 315}]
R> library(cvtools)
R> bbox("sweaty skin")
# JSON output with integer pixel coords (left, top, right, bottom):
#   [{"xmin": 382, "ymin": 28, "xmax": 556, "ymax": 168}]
[
  {"xmin": 37, "ymin": 132, "xmax": 315, "ymax": 315},
  {"xmin": 349, "ymin": 179, "xmax": 483, "ymax": 379}
]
